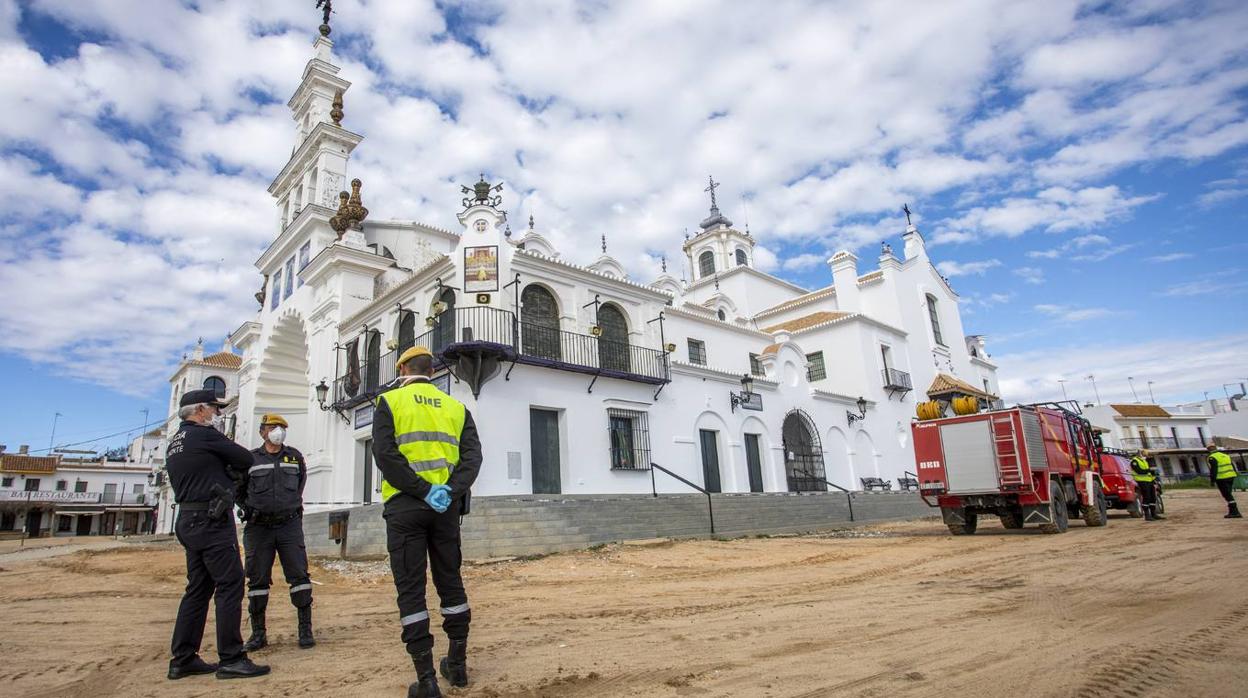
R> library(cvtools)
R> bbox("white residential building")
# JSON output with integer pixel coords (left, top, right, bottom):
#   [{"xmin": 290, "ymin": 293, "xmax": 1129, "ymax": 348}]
[
  {"xmin": 189, "ymin": 26, "xmax": 1001, "ymax": 512},
  {"xmin": 0, "ymin": 450, "xmax": 156, "ymax": 537},
  {"xmin": 1084, "ymin": 403, "xmax": 1214, "ymax": 478}
]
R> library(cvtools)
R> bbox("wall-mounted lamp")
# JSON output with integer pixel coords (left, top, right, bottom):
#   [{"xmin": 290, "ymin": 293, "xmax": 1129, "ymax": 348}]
[
  {"xmin": 590, "ymin": 325, "xmax": 603, "ymax": 337},
  {"xmin": 315, "ymin": 379, "xmax": 331, "ymax": 411},
  {"xmin": 846, "ymin": 395, "xmax": 868, "ymax": 427},
  {"xmin": 425, "ymin": 316, "xmax": 437, "ymax": 328},
  {"xmin": 730, "ymin": 374, "xmax": 756, "ymax": 412},
  {"xmin": 432, "ymin": 301, "xmax": 447, "ymax": 315},
  {"xmin": 385, "ymin": 338, "xmax": 399, "ymax": 351}
]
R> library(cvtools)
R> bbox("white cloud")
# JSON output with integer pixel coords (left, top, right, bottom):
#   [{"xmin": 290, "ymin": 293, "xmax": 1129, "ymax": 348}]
[
  {"xmin": 1034, "ymin": 304, "xmax": 1113, "ymax": 322},
  {"xmin": 1148, "ymin": 252, "xmax": 1193, "ymax": 263},
  {"xmin": 1160, "ymin": 277, "xmax": 1248, "ymax": 297},
  {"xmin": 1198, "ymin": 187, "xmax": 1248, "ymax": 208},
  {"xmin": 936, "ymin": 259, "xmax": 1002, "ymax": 277},
  {"xmin": 1014, "ymin": 266, "xmax": 1046, "ymax": 284},
  {"xmin": 782, "ymin": 253, "xmax": 826, "ymax": 272},
  {"xmin": 996, "ymin": 333, "xmax": 1248, "ymax": 405},
  {"xmin": 942, "ymin": 186, "xmax": 1157, "ymax": 240}
]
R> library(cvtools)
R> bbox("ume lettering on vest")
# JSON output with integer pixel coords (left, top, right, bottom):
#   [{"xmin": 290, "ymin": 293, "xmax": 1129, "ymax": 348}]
[{"xmin": 412, "ymin": 394, "xmax": 442, "ymax": 408}]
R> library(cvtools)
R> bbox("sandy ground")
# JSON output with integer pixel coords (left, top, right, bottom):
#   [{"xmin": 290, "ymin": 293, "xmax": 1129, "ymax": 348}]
[{"xmin": 1, "ymin": 489, "xmax": 1245, "ymax": 698}]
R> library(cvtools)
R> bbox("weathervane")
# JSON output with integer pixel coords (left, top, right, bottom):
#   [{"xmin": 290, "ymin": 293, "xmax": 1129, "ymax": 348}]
[
  {"xmin": 315, "ymin": 0, "xmax": 333, "ymax": 37},
  {"xmin": 902, "ymin": 203, "xmax": 913, "ymax": 226}
]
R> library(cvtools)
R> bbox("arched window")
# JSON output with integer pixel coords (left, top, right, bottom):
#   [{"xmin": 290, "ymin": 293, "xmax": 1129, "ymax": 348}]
[
  {"xmin": 717, "ymin": 309, "xmax": 726, "ymax": 321},
  {"xmin": 365, "ymin": 330, "xmax": 381, "ymax": 391},
  {"xmin": 698, "ymin": 250, "xmax": 715, "ymax": 278},
  {"xmin": 521, "ymin": 285, "xmax": 561, "ymax": 360},
  {"xmin": 432, "ymin": 288, "xmax": 456, "ymax": 353},
  {"xmin": 926, "ymin": 294, "xmax": 945, "ymax": 346},
  {"xmin": 398, "ymin": 310, "xmax": 416, "ymax": 353},
  {"xmin": 735, "ymin": 248, "xmax": 748, "ymax": 267},
  {"xmin": 597, "ymin": 303, "xmax": 630, "ymax": 373},
  {"xmin": 202, "ymin": 376, "xmax": 226, "ymax": 399}
]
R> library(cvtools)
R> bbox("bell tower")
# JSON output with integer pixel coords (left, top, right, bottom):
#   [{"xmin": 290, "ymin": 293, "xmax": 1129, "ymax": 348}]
[{"xmin": 681, "ymin": 176, "xmax": 756, "ymax": 281}]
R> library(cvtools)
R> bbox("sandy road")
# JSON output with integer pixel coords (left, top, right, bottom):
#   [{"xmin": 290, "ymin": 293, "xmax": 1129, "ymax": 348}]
[{"xmin": 1, "ymin": 489, "xmax": 1245, "ymax": 697}]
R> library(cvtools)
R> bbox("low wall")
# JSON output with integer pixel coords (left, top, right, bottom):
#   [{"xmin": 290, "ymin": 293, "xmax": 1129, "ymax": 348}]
[{"xmin": 302, "ymin": 491, "xmax": 932, "ymax": 560}]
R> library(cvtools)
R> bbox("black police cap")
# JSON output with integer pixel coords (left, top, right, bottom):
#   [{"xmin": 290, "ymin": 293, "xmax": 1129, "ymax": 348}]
[{"xmin": 180, "ymin": 389, "xmax": 228, "ymax": 408}]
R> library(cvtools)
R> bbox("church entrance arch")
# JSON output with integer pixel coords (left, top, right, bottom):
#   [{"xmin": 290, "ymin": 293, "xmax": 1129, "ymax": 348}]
[{"xmin": 782, "ymin": 409, "xmax": 826, "ymax": 492}]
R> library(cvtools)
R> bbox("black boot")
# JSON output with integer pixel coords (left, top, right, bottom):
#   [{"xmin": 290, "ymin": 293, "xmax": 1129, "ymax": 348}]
[
  {"xmin": 243, "ymin": 611, "xmax": 267, "ymax": 651},
  {"xmin": 1143, "ymin": 506, "xmax": 1155, "ymax": 521},
  {"xmin": 440, "ymin": 638, "xmax": 468, "ymax": 687},
  {"xmin": 408, "ymin": 651, "xmax": 442, "ymax": 698},
  {"xmin": 297, "ymin": 605, "xmax": 316, "ymax": 648},
  {"xmin": 1228, "ymin": 502, "xmax": 1243, "ymax": 519}
]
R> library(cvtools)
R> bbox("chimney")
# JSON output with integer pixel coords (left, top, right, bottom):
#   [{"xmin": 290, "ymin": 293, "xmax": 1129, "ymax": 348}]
[
  {"xmin": 829, "ymin": 250, "xmax": 861, "ymax": 313},
  {"xmin": 19, "ymin": 444, "xmax": 30, "ymax": 455}
]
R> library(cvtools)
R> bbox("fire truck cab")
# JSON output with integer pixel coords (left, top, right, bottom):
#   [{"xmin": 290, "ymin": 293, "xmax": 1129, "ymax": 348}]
[{"xmin": 912, "ymin": 402, "xmax": 1109, "ymax": 535}]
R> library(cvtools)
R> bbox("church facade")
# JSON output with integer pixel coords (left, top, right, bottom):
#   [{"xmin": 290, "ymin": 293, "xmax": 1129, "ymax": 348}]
[{"xmin": 214, "ymin": 29, "xmax": 1000, "ymax": 509}]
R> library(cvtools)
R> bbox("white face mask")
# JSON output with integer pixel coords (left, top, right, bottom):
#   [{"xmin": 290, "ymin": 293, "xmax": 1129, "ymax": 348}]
[
  {"xmin": 210, "ymin": 413, "xmax": 225, "ymax": 430},
  {"xmin": 268, "ymin": 427, "xmax": 287, "ymax": 446}
]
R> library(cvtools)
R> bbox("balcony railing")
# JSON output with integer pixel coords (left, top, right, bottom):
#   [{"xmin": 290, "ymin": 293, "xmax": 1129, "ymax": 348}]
[
  {"xmin": 332, "ymin": 308, "xmax": 670, "ymax": 408},
  {"xmin": 882, "ymin": 368, "xmax": 912, "ymax": 391},
  {"xmin": 1120, "ymin": 436, "xmax": 1207, "ymax": 450},
  {"xmin": 514, "ymin": 320, "xmax": 669, "ymax": 384}
]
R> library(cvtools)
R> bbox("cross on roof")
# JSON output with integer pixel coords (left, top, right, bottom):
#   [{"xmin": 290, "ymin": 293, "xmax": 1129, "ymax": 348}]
[
  {"xmin": 902, "ymin": 203, "xmax": 912, "ymax": 226},
  {"xmin": 705, "ymin": 175, "xmax": 721, "ymax": 211}
]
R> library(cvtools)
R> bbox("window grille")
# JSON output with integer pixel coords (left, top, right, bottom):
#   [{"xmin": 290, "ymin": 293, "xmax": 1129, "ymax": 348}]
[
  {"xmin": 688, "ymin": 339, "xmax": 707, "ymax": 365},
  {"xmin": 74, "ymin": 480, "xmax": 87, "ymax": 493},
  {"xmin": 607, "ymin": 408, "xmax": 651, "ymax": 471},
  {"xmin": 749, "ymin": 353, "xmax": 764, "ymax": 376},
  {"xmin": 2, "ymin": 477, "xmax": 13, "ymax": 488},
  {"xmin": 56, "ymin": 480, "xmax": 67, "ymax": 491},
  {"xmin": 698, "ymin": 250, "xmax": 715, "ymax": 278},
  {"xmin": 806, "ymin": 351, "xmax": 826, "ymax": 381}
]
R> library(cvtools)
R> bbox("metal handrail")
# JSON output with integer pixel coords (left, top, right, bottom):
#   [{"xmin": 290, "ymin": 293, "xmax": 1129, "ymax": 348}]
[
  {"xmin": 882, "ymin": 367, "xmax": 912, "ymax": 390},
  {"xmin": 793, "ymin": 467, "xmax": 855, "ymax": 522},
  {"xmin": 649, "ymin": 462, "xmax": 715, "ymax": 535},
  {"xmin": 517, "ymin": 319, "xmax": 669, "ymax": 382}
]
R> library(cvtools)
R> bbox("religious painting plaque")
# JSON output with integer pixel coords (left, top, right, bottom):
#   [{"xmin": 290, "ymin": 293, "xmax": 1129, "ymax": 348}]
[{"xmin": 464, "ymin": 246, "xmax": 499, "ymax": 292}]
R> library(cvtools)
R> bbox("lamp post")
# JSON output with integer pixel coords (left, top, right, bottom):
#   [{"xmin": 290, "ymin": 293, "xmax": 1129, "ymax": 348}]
[
  {"xmin": 1057, "ymin": 378, "xmax": 1069, "ymax": 402},
  {"xmin": 1127, "ymin": 376, "xmax": 1140, "ymax": 403},
  {"xmin": 1147, "ymin": 381, "xmax": 1156, "ymax": 404},
  {"xmin": 846, "ymin": 396, "xmax": 868, "ymax": 427},
  {"xmin": 49, "ymin": 411, "xmax": 63, "ymax": 452}
]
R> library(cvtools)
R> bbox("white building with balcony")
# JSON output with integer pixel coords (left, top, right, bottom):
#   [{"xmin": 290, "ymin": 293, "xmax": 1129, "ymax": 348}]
[
  {"xmin": 214, "ymin": 25, "xmax": 1000, "ymax": 510},
  {"xmin": 1084, "ymin": 403, "xmax": 1214, "ymax": 478},
  {"xmin": 0, "ymin": 450, "xmax": 156, "ymax": 537}
]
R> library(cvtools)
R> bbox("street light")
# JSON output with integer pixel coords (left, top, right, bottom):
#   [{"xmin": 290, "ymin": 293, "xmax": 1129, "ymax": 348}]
[
  {"xmin": 846, "ymin": 396, "xmax": 868, "ymax": 427},
  {"xmin": 1058, "ymin": 378, "xmax": 1069, "ymax": 402},
  {"xmin": 730, "ymin": 374, "xmax": 755, "ymax": 412},
  {"xmin": 1086, "ymin": 374, "xmax": 1101, "ymax": 405},
  {"xmin": 315, "ymin": 379, "xmax": 331, "ymax": 411}
]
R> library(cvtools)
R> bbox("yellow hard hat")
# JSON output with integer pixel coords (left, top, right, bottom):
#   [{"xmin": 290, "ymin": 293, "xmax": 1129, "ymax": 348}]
[
  {"xmin": 396, "ymin": 345, "xmax": 432, "ymax": 368},
  {"xmin": 259, "ymin": 413, "xmax": 288, "ymax": 428}
]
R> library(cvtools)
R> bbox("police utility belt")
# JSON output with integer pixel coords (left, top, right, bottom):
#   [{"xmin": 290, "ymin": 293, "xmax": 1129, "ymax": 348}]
[
  {"xmin": 180, "ymin": 483, "xmax": 234, "ymax": 520},
  {"xmin": 246, "ymin": 508, "xmax": 302, "ymax": 527}
]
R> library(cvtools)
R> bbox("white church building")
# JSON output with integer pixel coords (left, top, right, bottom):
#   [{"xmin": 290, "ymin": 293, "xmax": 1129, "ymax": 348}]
[{"xmin": 183, "ymin": 27, "xmax": 1000, "ymax": 511}]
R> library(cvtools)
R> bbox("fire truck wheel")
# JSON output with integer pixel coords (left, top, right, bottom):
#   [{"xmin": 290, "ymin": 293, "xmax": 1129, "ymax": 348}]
[
  {"xmin": 1127, "ymin": 499, "xmax": 1143, "ymax": 518},
  {"xmin": 1083, "ymin": 486, "xmax": 1108, "ymax": 527},
  {"xmin": 1039, "ymin": 479, "xmax": 1069, "ymax": 534},
  {"xmin": 998, "ymin": 511, "xmax": 1024, "ymax": 529},
  {"xmin": 947, "ymin": 512, "xmax": 977, "ymax": 535}
]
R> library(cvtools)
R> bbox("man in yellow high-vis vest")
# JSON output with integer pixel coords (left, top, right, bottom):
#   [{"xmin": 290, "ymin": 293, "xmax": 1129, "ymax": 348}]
[
  {"xmin": 1208, "ymin": 444, "xmax": 1242, "ymax": 519},
  {"xmin": 1130, "ymin": 451, "xmax": 1164, "ymax": 521},
  {"xmin": 373, "ymin": 346, "xmax": 482, "ymax": 698}
]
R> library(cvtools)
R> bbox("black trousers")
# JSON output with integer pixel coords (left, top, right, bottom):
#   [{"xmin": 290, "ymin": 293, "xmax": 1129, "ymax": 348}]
[
  {"xmin": 170, "ymin": 512, "xmax": 245, "ymax": 665},
  {"xmin": 1137, "ymin": 481, "xmax": 1157, "ymax": 509},
  {"xmin": 1216, "ymin": 478, "xmax": 1236, "ymax": 503},
  {"xmin": 385, "ymin": 500, "xmax": 471, "ymax": 656},
  {"xmin": 243, "ymin": 516, "xmax": 312, "ymax": 613}
]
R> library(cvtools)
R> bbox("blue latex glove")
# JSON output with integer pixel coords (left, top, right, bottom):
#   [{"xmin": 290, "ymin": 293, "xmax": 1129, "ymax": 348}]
[{"xmin": 425, "ymin": 484, "xmax": 452, "ymax": 513}]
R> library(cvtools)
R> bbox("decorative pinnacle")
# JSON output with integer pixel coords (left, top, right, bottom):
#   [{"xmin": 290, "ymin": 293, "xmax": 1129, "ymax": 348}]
[
  {"xmin": 329, "ymin": 178, "xmax": 368, "ymax": 239},
  {"xmin": 461, "ymin": 174, "xmax": 503, "ymax": 210},
  {"xmin": 504, "ymin": 224, "xmax": 512, "ymax": 237},
  {"xmin": 601, "ymin": 234, "xmax": 607, "ymax": 254},
  {"xmin": 330, "ymin": 90, "xmax": 344, "ymax": 126},
  {"xmin": 661, "ymin": 254, "xmax": 667, "ymax": 273},
  {"xmin": 528, "ymin": 213, "xmax": 535, "ymax": 230}
]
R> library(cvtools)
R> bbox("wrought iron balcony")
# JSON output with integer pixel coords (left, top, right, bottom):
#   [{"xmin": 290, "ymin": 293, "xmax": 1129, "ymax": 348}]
[
  {"xmin": 1120, "ymin": 436, "xmax": 1207, "ymax": 451},
  {"xmin": 881, "ymin": 367, "xmax": 912, "ymax": 399},
  {"xmin": 331, "ymin": 307, "xmax": 670, "ymax": 409}
]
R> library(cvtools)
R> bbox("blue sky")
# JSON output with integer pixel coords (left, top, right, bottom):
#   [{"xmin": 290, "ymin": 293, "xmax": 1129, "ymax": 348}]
[{"xmin": 1, "ymin": 0, "xmax": 1246, "ymax": 453}]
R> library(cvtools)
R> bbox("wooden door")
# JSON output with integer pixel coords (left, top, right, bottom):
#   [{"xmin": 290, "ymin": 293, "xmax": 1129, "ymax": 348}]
[
  {"xmin": 699, "ymin": 429, "xmax": 722, "ymax": 493},
  {"xmin": 744, "ymin": 433, "xmax": 764, "ymax": 493}
]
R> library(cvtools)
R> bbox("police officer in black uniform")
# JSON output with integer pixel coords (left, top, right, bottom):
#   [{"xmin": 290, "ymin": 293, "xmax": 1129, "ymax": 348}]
[
  {"xmin": 165, "ymin": 389, "xmax": 270, "ymax": 680},
  {"xmin": 240, "ymin": 413, "xmax": 315, "ymax": 651}
]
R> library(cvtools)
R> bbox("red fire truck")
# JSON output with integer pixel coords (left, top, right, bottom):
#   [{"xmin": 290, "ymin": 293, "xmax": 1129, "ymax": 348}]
[{"xmin": 911, "ymin": 402, "xmax": 1109, "ymax": 534}]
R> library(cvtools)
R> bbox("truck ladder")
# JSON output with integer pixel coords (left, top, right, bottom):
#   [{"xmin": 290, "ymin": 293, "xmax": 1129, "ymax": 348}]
[{"xmin": 991, "ymin": 416, "xmax": 1024, "ymax": 487}]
